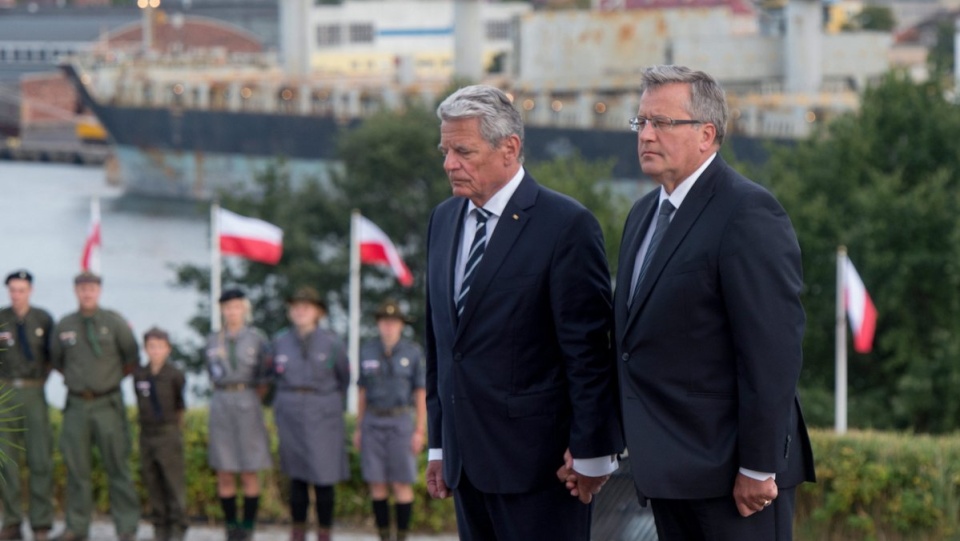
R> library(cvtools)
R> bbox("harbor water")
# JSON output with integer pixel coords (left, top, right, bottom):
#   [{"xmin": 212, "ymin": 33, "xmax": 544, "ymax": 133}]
[{"xmin": 0, "ymin": 161, "xmax": 209, "ymax": 407}]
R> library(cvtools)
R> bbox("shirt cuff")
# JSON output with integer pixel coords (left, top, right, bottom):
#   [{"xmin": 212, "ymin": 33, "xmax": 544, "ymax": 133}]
[
  {"xmin": 573, "ymin": 455, "xmax": 619, "ymax": 477},
  {"xmin": 739, "ymin": 467, "xmax": 776, "ymax": 481},
  {"xmin": 428, "ymin": 448, "xmax": 443, "ymax": 461}
]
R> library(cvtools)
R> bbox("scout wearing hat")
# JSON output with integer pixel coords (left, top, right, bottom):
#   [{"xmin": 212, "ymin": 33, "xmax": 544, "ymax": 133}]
[
  {"xmin": 354, "ymin": 300, "xmax": 426, "ymax": 541},
  {"xmin": 206, "ymin": 288, "xmax": 272, "ymax": 541},
  {"xmin": 51, "ymin": 272, "xmax": 140, "ymax": 541},
  {"xmin": 133, "ymin": 326, "xmax": 188, "ymax": 541},
  {"xmin": 0, "ymin": 271, "xmax": 55, "ymax": 541},
  {"xmin": 272, "ymin": 286, "xmax": 349, "ymax": 541}
]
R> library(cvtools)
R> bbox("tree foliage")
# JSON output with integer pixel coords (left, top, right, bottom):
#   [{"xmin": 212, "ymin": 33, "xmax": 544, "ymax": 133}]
[
  {"xmin": 174, "ymin": 106, "xmax": 629, "ymax": 377},
  {"xmin": 758, "ymin": 72, "xmax": 960, "ymax": 432}
]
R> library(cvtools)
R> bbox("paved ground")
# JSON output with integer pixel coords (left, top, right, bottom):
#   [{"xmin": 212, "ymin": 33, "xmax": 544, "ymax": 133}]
[{"xmin": 42, "ymin": 521, "xmax": 460, "ymax": 541}]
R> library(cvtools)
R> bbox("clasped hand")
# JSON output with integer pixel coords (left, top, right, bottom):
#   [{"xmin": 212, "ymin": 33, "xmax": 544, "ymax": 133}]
[{"xmin": 555, "ymin": 448, "xmax": 609, "ymax": 504}]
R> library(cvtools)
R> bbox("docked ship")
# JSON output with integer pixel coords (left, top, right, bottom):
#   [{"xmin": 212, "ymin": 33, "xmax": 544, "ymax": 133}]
[{"xmin": 59, "ymin": 0, "xmax": 894, "ymax": 199}]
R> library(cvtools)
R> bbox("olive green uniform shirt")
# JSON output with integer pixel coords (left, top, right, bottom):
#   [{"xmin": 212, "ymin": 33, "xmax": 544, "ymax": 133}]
[
  {"xmin": 51, "ymin": 308, "xmax": 139, "ymax": 393},
  {"xmin": 0, "ymin": 306, "xmax": 54, "ymax": 379}
]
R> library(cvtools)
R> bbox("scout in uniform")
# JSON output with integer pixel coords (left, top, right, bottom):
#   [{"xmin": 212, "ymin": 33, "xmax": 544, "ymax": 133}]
[
  {"xmin": 50, "ymin": 272, "xmax": 141, "ymax": 541},
  {"xmin": 133, "ymin": 327, "xmax": 188, "ymax": 541},
  {"xmin": 0, "ymin": 270, "xmax": 55, "ymax": 541},
  {"xmin": 205, "ymin": 289, "xmax": 272, "ymax": 541},
  {"xmin": 272, "ymin": 287, "xmax": 349, "ymax": 541},
  {"xmin": 354, "ymin": 300, "xmax": 427, "ymax": 541}
]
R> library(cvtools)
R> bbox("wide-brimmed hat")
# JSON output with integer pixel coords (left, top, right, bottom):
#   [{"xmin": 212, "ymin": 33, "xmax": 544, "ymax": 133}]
[
  {"xmin": 374, "ymin": 299, "xmax": 413, "ymax": 323},
  {"xmin": 287, "ymin": 286, "xmax": 328, "ymax": 312}
]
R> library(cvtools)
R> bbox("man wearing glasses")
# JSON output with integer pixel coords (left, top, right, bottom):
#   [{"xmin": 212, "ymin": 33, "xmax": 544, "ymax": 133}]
[{"xmin": 614, "ymin": 65, "xmax": 816, "ymax": 540}]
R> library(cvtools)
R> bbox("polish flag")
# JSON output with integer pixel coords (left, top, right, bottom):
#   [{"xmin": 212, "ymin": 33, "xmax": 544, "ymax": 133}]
[
  {"xmin": 843, "ymin": 258, "xmax": 877, "ymax": 353},
  {"xmin": 358, "ymin": 215, "xmax": 413, "ymax": 287},
  {"xmin": 81, "ymin": 197, "xmax": 101, "ymax": 273},
  {"xmin": 218, "ymin": 208, "xmax": 283, "ymax": 265}
]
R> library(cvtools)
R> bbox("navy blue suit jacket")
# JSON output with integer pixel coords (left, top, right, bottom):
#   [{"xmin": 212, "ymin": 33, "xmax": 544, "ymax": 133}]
[
  {"xmin": 615, "ymin": 156, "xmax": 816, "ymax": 501},
  {"xmin": 425, "ymin": 173, "xmax": 624, "ymax": 494}
]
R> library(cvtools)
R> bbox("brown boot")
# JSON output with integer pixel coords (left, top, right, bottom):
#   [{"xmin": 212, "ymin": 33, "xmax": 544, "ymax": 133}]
[
  {"xmin": 377, "ymin": 528, "xmax": 391, "ymax": 541},
  {"xmin": 315, "ymin": 527, "xmax": 331, "ymax": 541},
  {"xmin": 396, "ymin": 530, "xmax": 408, "ymax": 541},
  {"xmin": 0, "ymin": 525, "xmax": 21, "ymax": 541}
]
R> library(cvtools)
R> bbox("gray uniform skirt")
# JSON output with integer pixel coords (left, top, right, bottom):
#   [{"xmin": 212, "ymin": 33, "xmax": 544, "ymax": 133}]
[{"xmin": 208, "ymin": 389, "xmax": 272, "ymax": 472}]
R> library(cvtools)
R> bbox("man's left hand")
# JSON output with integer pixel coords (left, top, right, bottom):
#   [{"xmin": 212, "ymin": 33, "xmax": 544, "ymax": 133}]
[{"xmin": 733, "ymin": 472, "xmax": 778, "ymax": 517}]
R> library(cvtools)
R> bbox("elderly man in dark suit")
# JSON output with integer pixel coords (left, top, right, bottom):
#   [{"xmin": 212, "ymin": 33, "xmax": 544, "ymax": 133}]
[
  {"xmin": 615, "ymin": 64, "xmax": 816, "ymax": 540},
  {"xmin": 424, "ymin": 84, "xmax": 624, "ymax": 541}
]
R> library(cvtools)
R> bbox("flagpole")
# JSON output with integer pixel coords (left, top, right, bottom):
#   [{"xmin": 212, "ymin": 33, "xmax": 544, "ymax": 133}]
[
  {"xmin": 211, "ymin": 201, "xmax": 222, "ymax": 333},
  {"xmin": 90, "ymin": 196, "xmax": 101, "ymax": 274},
  {"xmin": 835, "ymin": 245, "xmax": 848, "ymax": 434},
  {"xmin": 348, "ymin": 209, "xmax": 361, "ymax": 415}
]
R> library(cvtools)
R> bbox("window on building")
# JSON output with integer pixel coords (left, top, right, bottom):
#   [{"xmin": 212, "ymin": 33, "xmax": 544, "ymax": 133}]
[
  {"xmin": 349, "ymin": 23, "xmax": 374, "ymax": 43},
  {"xmin": 485, "ymin": 20, "xmax": 512, "ymax": 40},
  {"xmin": 316, "ymin": 24, "xmax": 342, "ymax": 47}
]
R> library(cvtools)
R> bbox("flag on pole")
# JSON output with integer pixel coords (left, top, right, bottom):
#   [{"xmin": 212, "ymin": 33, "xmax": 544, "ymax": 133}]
[
  {"xmin": 81, "ymin": 197, "xmax": 101, "ymax": 273},
  {"xmin": 218, "ymin": 208, "xmax": 283, "ymax": 265},
  {"xmin": 843, "ymin": 257, "xmax": 877, "ymax": 353},
  {"xmin": 357, "ymin": 215, "xmax": 413, "ymax": 287}
]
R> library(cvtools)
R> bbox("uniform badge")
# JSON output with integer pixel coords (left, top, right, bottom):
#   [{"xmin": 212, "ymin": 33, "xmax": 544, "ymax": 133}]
[
  {"xmin": 35, "ymin": 328, "xmax": 44, "ymax": 337},
  {"xmin": 317, "ymin": 353, "xmax": 328, "ymax": 363},
  {"xmin": 361, "ymin": 359, "xmax": 380, "ymax": 371},
  {"xmin": 276, "ymin": 354, "xmax": 288, "ymax": 364},
  {"xmin": 136, "ymin": 381, "xmax": 152, "ymax": 396},
  {"xmin": 400, "ymin": 357, "xmax": 410, "ymax": 367},
  {"xmin": 100, "ymin": 326, "xmax": 109, "ymax": 335},
  {"xmin": 59, "ymin": 331, "xmax": 77, "ymax": 346},
  {"xmin": 210, "ymin": 363, "xmax": 224, "ymax": 381},
  {"xmin": 275, "ymin": 355, "xmax": 287, "ymax": 375}
]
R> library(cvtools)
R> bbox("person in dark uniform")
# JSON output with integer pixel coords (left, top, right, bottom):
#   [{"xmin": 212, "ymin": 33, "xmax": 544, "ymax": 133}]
[
  {"xmin": 205, "ymin": 288, "xmax": 273, "ymax": 541},
  {"xmin": 133, "ymin": 327, "xmax": 188, "ymax": 541},
  {"xmin": 0, "ymin": 270, "xmax": 55, "ymax": 541},
  {"xmin": 50, "ymin": 271, "xmax": 141, "ymax": 541},
  {"xmin": 272, "ymin": 287, "xmax": 349, "ymax": 541},
  {"xmin": 354, "ymin": 300, "xmax": 426, "ymax": 541}
]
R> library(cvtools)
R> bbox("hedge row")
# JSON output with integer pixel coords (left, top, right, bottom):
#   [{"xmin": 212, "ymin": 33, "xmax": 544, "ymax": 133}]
[
  {"xmin": 12, "ymin": 411, "xmax": 960, "ymax": 539},
  {"xmin": 26, "ymin": 408, "xmax": 457, "ymax": 533}
]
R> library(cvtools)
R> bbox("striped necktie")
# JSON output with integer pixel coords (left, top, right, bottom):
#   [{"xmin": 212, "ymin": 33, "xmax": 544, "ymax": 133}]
[{"xmin": 457, "ymin": 208, "xmax": 492, "ymax": 318}]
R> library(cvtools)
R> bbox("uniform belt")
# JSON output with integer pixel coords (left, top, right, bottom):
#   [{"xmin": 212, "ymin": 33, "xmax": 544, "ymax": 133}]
[
  {"xmin": 0, "ymin": 378, "xmax": 45, "ymax": 389},
  {"xmin": 69, "ymin": 387, "xmax": 119, "ymax": 400},
  {"xmin": 215, "ymin": 382, "xmax": 251, "ymax": 391},
  {"xmin": 368, "ymin": 406, "xmax": 412, "ymax": 417},
  {"xmin": 279, "ymin": 386, "xmax": 319, "ymax": 394}
]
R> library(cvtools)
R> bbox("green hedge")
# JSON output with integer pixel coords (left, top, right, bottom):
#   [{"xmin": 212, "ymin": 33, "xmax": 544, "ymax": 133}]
[
  {"xmin": 32, "ymin": 408, "xmax": 457, "ymax": 532},
  {"xmin": 16, "ymin": 413, "xmax": 960, "ymax": 538}
]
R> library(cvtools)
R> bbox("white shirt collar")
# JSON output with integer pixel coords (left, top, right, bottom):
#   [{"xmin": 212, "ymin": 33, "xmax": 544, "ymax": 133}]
[
  {"xmin": 659, "ymin": 152, "xmax": 716, "ymax": 209},
  {"xmin": 467, "ymin": 166, "xmax": 525, "ymax": 217}
]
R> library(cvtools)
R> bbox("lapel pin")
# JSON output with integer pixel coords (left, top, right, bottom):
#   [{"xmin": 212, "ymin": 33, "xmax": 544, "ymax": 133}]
[{"xmin": 513, "ymin": 214, "xmax": 519, "ymax": 220}]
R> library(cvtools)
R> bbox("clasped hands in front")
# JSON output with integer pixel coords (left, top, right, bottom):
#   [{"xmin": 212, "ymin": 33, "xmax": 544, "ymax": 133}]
[{"xmin": 555, "ymin": 448, "xmax": 609, "ymax": 504}]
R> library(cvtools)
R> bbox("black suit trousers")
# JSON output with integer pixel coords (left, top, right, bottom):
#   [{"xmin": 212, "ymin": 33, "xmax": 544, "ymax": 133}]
[
  {"xmin": 453, "ymin": 468, "xmax": 591, "ymax": 541},
  {"xmin": 651, "ymin": 487, "xmax": 797, "ymax": 541}
]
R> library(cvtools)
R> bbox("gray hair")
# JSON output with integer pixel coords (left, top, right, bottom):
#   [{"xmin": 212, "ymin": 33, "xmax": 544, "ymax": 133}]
[
  {"xmin": 437, "ymin": 85, "xmax": 525, "ymax": 162},
  {"xmin": 640, "ymin": 65, "xmax": 729, "ymax": 147}
]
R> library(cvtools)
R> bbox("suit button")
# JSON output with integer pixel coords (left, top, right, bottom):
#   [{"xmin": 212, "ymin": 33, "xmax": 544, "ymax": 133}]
[
  {"xmin": 451, "ymin": 396, "xmax": 456, "ymax": 404},
  {"xmin": 621, "ymin": 353, "xmax": 629, "ymax": 362},
  {"xmin": 454, "ymin": 353, "xmax": 462, "ymax": 362}
]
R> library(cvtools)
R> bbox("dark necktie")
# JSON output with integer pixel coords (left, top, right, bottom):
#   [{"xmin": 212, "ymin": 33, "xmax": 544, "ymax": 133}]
[
  {"xmin": 84, "ymin": 317, "xmax": 102, "ymax": 358},
  {"xmin": 457, "ymin": 208, "xmax": 492, "ymax": 318},
  {"xmin": 147, "ymin": 374, "xmax": 164, "ymax": 421},
  {"xmin": 629, "ymin": 200, "xmax": 676, "ymax": 308},
  {"xmin": 227, "ymin": 337, "xmax": 238, "ymax": 371},
  {"xmin": 16, "ymin": 321, "xmax": 34, "ymax": 362}
]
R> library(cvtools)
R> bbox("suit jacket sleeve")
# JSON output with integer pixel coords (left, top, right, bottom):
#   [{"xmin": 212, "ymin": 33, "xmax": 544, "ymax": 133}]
[
  {"xmin": 719, "ymin": 187, "xmax": 805, "ymax": 473},
  {"xmin": 424, "ymin": 207, "xmax": 443, "ymax": 451},
  {"xmin": 550, "ymin": 207, "xmax": 624, "ymax": 459}
]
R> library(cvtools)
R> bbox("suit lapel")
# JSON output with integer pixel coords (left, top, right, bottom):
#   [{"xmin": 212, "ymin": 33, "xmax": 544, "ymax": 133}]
[
  {"xmin": 625, "ymin": 158, "xmax": 722, "ymax": 330},
  {"xmin": 445, "ymin": 199, "xmax": 469, "ymax": 334},
  {"xmin": 615, "ymin": 195, "xmax": 657, "ymax": 335},
  {"xmin": 455, "ymin": 175, "xmax": 537, "ymax": 339}
]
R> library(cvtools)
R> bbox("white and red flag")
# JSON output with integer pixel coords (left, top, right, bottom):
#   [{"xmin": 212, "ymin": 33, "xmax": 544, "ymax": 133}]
[
  {"xmin": 217, "ymin": 208, "xmax": 283, "ymax": 265},
  {"xmin": 80, "ymin": 197, "xmax": 101, "ymax": 273},
  {"xmin": 843, "ymin": 257, "xmax": 877, "ymax": 354},
  {"xmin": 357, "ymin": 215, "xmax": 413, "ymax": 287}
]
